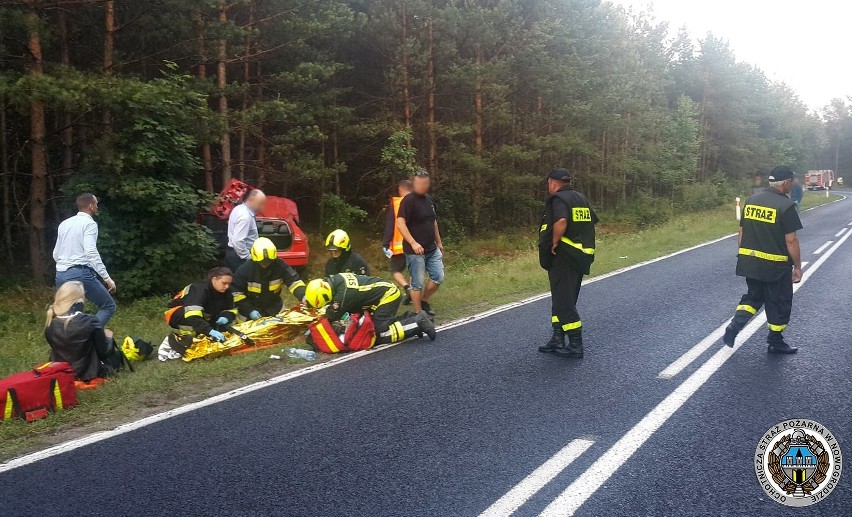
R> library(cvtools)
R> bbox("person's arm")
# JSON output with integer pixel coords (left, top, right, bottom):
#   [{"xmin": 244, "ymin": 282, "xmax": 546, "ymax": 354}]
[
  {"xmin": 182, "ymin": 285, "xmax": 214, "ymax": 335},
  {"xmin": 284, "ymin": 263, "xmax": 307, "ymax": 301},
  {"xmin": 83, "ymin": 221, "xmax": 115, "ymax": 292},
  {"xmin": 231, "ymin": 267, "xmax": 256, "ymax": 317},
  {"xmin": 397, "ymin": 217, "xmax": 424, "ymax": 255},
  {"xmin": 356, "ymin": 253, "xmax": 370, "ymax": 275},
  {"xmin": 383, "ymin": 204, "xmax": 395, "ymax": 249},
  {"xmin": 551, "ymin": 218, "xmax": 568, "ymax": 255},
  {"xmin": 434, "ymin": 220, "xmax": 443, "ymax": 253},
  {"xmin": 786, "ymin": 232, "xmax": 802, "ymax": 283},
  {"xmin": 230, "ymin": 208, "xmax": 253, "ymax": 259}
]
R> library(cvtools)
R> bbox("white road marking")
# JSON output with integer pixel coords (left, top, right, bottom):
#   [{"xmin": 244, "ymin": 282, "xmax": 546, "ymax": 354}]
[
  {"xmin": 657, "ymin": 322, "xmax": 726, "ymax": 379},
  {"xmin": 3, "ymin": 195, "xmax": 847, "ymax": 473},
  {"xmin": 479, "ymin": 439, "xmax": 594, "ymax": 517},
  {"xmin": 813, "ymin": 241, "xmax": 833, "ymax": 254},
  {"xmin": 539, "ymin": 229, "xmax": 852, "ymax": 516},
  {"xmin": 835, "ymin": 227, "xmax": 848, "ymax": 238},
  {"xmin": 801, "ymin": 261, "xmax": 810, "ymax": 269}
]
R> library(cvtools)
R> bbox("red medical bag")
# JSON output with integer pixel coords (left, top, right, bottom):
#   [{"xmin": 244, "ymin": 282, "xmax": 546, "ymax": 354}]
[
  {"xmin": 0, "ymin": 362, "xmax": 78, "ymax": 422},
  {"xmin": 309, "ymin": 313, "xmax": 376, "ymax": 353}
]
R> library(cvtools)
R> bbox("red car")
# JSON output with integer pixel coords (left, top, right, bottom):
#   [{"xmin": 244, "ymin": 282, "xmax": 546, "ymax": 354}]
[{"xmin": 200, "ymin": 179, "xmax": 310, "ymax": 268}]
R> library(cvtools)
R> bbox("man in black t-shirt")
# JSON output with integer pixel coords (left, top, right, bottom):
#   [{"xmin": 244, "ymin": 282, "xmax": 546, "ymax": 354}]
[
  {"xmin": 396, "ymin": 170, "xmax": 444, "ymax": 317},
  {"xmin": 723, "ymin": 166, "xmax": 803, "ymax": 353}
]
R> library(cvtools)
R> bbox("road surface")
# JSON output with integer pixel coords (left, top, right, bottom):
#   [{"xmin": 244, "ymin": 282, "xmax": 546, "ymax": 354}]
[{"xmin": 2, "ymin": 194, "xmax": 851, "ymax": 516}]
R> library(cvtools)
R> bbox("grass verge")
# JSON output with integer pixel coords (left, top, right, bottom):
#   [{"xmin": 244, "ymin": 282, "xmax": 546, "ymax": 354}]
[{"xmin": 0, "ymin": 191, "xmax": 840, "ymax": 461}]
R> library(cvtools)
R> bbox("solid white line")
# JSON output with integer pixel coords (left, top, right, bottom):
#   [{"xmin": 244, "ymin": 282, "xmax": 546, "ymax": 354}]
[
  {"xmin": 835, "ymin": 227, "xmax": 848, "ymax": 238},
  {"xmin": 801, "ymin": 261, "xmax": 810, "ymax": 269},
  {"xmin": 813, "ymin": 241, "xmax": 833, "ymax": 255},
  {"xmin": 539, "ymin": 229, "xmax": 852, "ymax": 516},
  {"xmin": 657, "ymin": 322, "xmax": 726, "ymax": 379},
  {"xmin": 801, "ymin": 193, "xmax": 846, "ymax": 212},
  {"xmin": 479, "ymin": 439, "xmax": 594, "ymax": 517},
  {"xmin": 0, "ymin": 233, "xmax": 735, "ymax": 473}
]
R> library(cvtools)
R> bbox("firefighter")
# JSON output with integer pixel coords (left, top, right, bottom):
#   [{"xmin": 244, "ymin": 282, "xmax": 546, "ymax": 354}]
[
  {"xmin": 538, "ymin": 168, "xmax": 598, "ymax": 358},
  {"xmin": 325, "ymin": 229, "xmax": 371, "ymax": 276},
  {"xmin": 304, "ymin": 273, "xmax": 436, "ymax": 344},
  {"xmin": 164, "ymin": 267, "xmax": 238, "ymax": 356},
  {"xmin": 723, "ymin": 166, "xmax": 803, "ymax": 353},
  {"xmin": 383, "ymin": 179, "xmax": 413, "ymax": 301},
  {"xmin": 232, "ymin": 237, "xmax": 306, "ymax": 319}
]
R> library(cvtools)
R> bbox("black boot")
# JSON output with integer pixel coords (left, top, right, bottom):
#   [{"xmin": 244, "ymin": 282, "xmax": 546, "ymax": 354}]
[
  {"xmin": 539, "ymin": 328, "xmax": 564, "ymax": 353},
  {"xmin": 416, "ymin": 312, "xmax": 436, "ymax": 341},
  {"xmin": 555, "ymin": 332, "xmax": 584, "ymax": 358},
  {"xmin": 723, "ymin": 324, "xmax": 740, "ymax": 347},
  {"xmin": 767, "ymin": 332, "xmax": 797, "ymax": 354}
]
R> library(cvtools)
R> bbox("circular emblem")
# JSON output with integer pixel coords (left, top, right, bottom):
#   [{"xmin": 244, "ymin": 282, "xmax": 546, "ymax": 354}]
[{"xmin": 755, "ymin": 419, "xmax": 843, "ymax": 507}]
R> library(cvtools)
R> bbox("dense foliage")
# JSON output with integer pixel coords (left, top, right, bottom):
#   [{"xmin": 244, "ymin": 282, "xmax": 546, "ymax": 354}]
[{"xmin": 0, "ymin": 0, "xmax": 849, "ymax": 291}]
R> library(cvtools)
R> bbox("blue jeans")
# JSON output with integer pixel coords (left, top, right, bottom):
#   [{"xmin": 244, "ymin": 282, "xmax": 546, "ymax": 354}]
[
  {"xmin": 56, "ymin": 268, "xmax": 116, "ymax": 328},
  {"xmin": 406, "ymin": 249, "xmax": 445, "ymax": 290}
]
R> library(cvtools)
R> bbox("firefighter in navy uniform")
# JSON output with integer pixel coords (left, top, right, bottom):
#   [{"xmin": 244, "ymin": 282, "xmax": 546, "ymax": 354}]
[
  {"xmin": 165, "ymin": 267, "xmax": 238, "ymax": 356},
  {"xmin": 232, "ymin": 237, "xmax": 307, "ymax": 319},
  {"xmin": 304, "ymin": 273, "xmax": 436, "ymax": 344},
  {"xmin": 723, "ymin": 166, "xmax": 803, "ymax": 353},
  {"xmin": 325, "ymin": 229, "xmax": 371, "ymax": 276},
  {"xmin": 538, "ymin": 168, "xmax": 598, "ymax": 358}
]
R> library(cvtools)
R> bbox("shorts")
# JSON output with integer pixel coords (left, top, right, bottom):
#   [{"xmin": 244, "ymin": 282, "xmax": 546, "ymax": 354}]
[
  {"xmin": 406, "ymin": 249, "xmax": 445, "ymax": 290},
  {"xmin": 390, "ymin": 254, "xmax": 407, "ymax": 273}
]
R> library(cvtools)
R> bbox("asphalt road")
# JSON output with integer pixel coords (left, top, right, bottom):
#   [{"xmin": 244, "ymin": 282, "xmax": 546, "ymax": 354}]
[{"xmin": 2, "ymin": 193, "xmax": 851, "ymax": 517}]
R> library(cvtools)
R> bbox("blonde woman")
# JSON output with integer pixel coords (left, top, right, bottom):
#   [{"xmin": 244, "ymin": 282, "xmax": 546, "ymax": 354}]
[{"xmin": 44, "ymin": 281, "xmax": 122, "ymax": 381}]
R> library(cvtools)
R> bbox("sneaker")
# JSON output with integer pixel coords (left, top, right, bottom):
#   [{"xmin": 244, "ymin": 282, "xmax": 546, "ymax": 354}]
[
  {"xmin": 421, "ymin": 300, "xmax": 436, "ymax": 317},
  {"xmin": 402, "ymin": 288, "xmax": 412, "ymax": 306}
]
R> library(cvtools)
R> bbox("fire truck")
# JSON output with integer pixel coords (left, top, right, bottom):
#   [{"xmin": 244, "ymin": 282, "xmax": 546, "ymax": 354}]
[
  {"xmin": 804, "ymin": 170, "xmax": 834, "ymax": 190},
  {"xmin": 200, "ymin": 179, "xmax": 310, "ymax": 268}
]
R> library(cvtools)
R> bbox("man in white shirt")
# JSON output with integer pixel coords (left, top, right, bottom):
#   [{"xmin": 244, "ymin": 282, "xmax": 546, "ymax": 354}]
[
  {"xmin": 53, "ymin": 193, "xmax": 116, "ymax": 327},
  {"xmin": 226, "ymin": 189, "xmax": 266, "ymax": 271}
]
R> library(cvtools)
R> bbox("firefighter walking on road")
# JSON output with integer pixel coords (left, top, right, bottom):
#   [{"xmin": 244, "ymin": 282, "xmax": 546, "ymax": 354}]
[
  {"xmin": 538, "ymin": 168, "xmax": 598, "ymax": 358},
  {"xmin": 724, "ymin": 166, "xmax": 803, "ymax": 353}
]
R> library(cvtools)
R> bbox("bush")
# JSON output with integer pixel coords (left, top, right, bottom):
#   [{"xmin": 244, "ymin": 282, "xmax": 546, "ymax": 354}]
[
  {"xmin": 617, "ymin": 191, "xmax": 672, "ymax": 229},
  {"xmin": 320, "ymin": 193, "xmax": 368, "ymax": 234}
]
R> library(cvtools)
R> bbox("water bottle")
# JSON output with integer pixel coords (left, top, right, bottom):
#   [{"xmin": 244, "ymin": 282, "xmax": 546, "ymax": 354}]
[{"xmin": 285, "ymin": 347, "xmax": 317, "ymax": 361}]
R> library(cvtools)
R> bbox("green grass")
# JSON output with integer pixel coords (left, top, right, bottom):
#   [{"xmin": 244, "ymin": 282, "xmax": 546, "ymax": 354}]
[{"xmin": 0, "ymin": 192, "xmax": 839, "ymax": 460}]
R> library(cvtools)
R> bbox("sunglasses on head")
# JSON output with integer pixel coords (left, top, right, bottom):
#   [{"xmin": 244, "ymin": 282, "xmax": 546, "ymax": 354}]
[{"xmin": 414, "ymin": 170, "xmax": 430, "ymax": 178}]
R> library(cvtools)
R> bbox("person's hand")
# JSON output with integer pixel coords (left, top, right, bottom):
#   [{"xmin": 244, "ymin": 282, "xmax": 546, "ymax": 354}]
[
  {"xmin": 104, "ymin": 329, "xmax": 114, "ymax": 339},
  {"xmin": 551, "ymin": 242, "xmax": 559, "ymax": 255},
  {"xmin": 248, "ymin": 310, "xmax": 261, "ymax": 320},
  {"xmin": 412, "ymin": 242, "xmax": 425, "ymax": 255},
  {"xmin": 105, "ymin": 278, "xmax": 116, "ymax": 293},
  {"xmin": 208, "ymin": 329, "xmax": 226, "ymax": 342},
  {"xmin": 215, "ymin": 316, "xmax": 229, "ymax": 327},
  {"xmin": 792, "ymin": 267, "xmax": 803, "ymax": 284},
  {"xmin": 437, "ymin": 242, "xmax": 444, "ymax": 253},
  {"xmin": 383, "ymin": 247, "xmax": 393, "ymax": 259}
]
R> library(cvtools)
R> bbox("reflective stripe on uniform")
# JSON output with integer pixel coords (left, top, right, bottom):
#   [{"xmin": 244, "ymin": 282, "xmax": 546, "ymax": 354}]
[
  {"xmin": 53, "ymin": 380, "xmax": 63, "ymax": 410},
  {"xmin": 736, "ymin": 304, "xmax": 757, "ymax": 315},
  {"xmin": 552, "ymin": 316, "xmax": 559, "ymax": 323},
  {"xmin": 768, "ymin": 323, "xmax": 788, "ymax": 332},
  {"xmin": 184, "ymin": 305, "xmax": 204, "ymax": 319},
  {"xmin": 269, "ymin": 279, "xmax": 284, "ymax": 293},
  {"xmin": 247, "ymin": 282, "xmax": 262, "ymax": 293},
  {"xmin": 315, "ymin": 322, "xmax": 339, "ymax": 353},
  {"xmin": 233, "ymin": 292, "xmax": 247, "ymax": 303},
  {"xmin": 561, "ymin": 236, "xmax": 595, "ymax": 255},
  {"xmin": 288, "ymin": 280, "xmax": 306, "ymax": 294},
  {"xmin": 561, "ymin": 320, "xmax": 582, "ymax": 332},
  {"xmin": 390, "ymin": 321, "xmax": 405, "ymax": 343},
  {"xmin": 374, "ymin": 285, "xmax": 401, "ymax": 309},
  {"xmin": 540, "ymin": 224, "xmax": 548, "ymax": 232},
  {"xmin": 738, "ymin": 247, "xmax": 788, "ymax": 262}
]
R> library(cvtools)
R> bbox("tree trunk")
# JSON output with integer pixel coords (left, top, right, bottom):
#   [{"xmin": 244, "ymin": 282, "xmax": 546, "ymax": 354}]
[
  {"xmin": 427, "ymin": 21, "xmax": 437, "ymax": 177},
  {"xmin": 256, "ymin": 126, "xmax": 266, "ymax": 189},
  {"xmin": 58, "ymin": 11, "xmax": 73, "ymax": 177},
  {"xmin": 218, "ymin": 0, "xmax": 232, "ymax": 185},
  {"xmin": 196, "ymin": 10, "xmax": 215, "ymax": 192},
  {"xmin": 473, "ymin": 45, "xmax": 483, "ymax": 231},
  {"xmin": 237, "ymin": 0, "xmax": 256, "ymax": 181},
  {"xmin": 25, "ymin": 5, "xmax": 48, "ymax": 281},
  {"xmin": 1, "ymin": 97, "xmax": 12, "ymax": 265},
  {"xmin": 102, "ymin": 0, "xmax": 114, "ymax": 130},
  {"xmin": 401, "ymin": 2, "xmax": 411, "ymax": 141}
]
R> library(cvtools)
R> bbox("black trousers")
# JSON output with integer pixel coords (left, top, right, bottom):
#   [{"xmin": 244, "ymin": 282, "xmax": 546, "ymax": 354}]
[
  {"xmin": 225, "ymin": 248, "xmax": 247, "ymax": 273},
  {"xmin": 548, "ymin": 251, "xmax": 583, "ymax": 335},
  {"xmin": 731, "ymin": 269, "xmax": 793, "ymax": 342}
]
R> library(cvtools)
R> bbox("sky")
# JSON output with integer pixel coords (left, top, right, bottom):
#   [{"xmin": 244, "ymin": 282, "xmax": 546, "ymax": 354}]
[{"xmin": 610, "ymin": 0, "xmax": 850, "ymax": 110}]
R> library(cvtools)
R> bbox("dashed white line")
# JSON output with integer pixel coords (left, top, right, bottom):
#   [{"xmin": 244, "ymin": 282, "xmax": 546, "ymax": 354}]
[
  {"xmin": 813, "ymin": 241, "xmax": 833, "ymax": 255},
  {"xmin": 835, "ymin": 227, "xmax": 848, "ymax": 238},
  {"xmin": 479, "ymin": 438, "xmax": 594, "ymax": 517},
  {"xmin": 540, "ymin": 229, "xmax": 851, "ymax": 516}
]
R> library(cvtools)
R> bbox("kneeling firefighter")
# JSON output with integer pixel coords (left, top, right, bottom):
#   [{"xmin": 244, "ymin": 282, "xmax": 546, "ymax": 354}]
[
  {"xmin": 304, "ymin": 273, "xmax": 436, "ymax": 344},
  {"xmin": 165, "ymin": 267, "xmax": 238, "ymax": 356},
  {"xmin": 232, "ymin": 237, "xmax": 306, "ymax": 319}
]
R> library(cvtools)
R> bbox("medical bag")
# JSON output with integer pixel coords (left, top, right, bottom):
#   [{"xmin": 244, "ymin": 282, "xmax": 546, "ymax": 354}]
[
  {"xmin": 308, "ymin": 313, "xmax": 376, "ymax": 353},
  {"xmin": 0, "ymin": 362, "xmax": 78, "ymax": 422}
]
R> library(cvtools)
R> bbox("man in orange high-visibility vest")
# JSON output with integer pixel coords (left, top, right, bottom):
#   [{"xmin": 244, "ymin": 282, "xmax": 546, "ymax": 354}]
[{"xmin": 383, "ymin": 179, "xmax": 413, "ymax": 303}]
